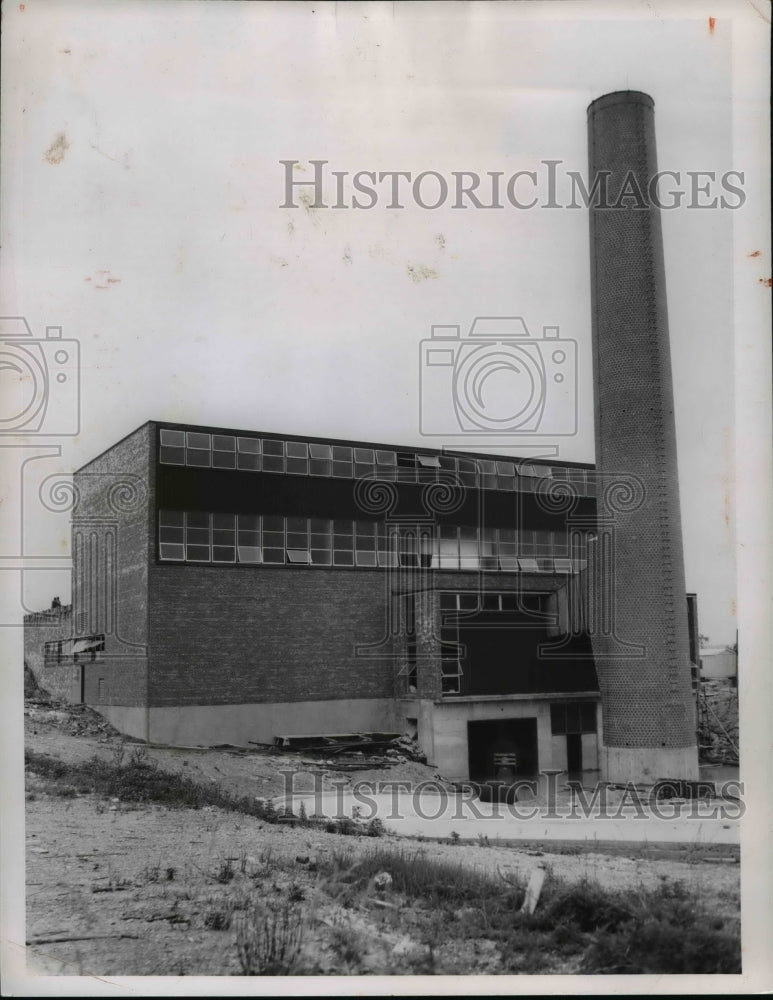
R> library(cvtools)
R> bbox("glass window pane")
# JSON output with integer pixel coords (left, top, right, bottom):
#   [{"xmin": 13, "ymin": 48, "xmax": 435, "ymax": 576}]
[
  {"xmin": 238, "ymin": 531, "xmax": 260, "ymax": 546},
  {"xmin": 334, "ymin": 536, "xmax": 353, "ymax": 551},
  {"xmin": 287, "ymin": 550, "xmax": 311, "ymax": 564},
  {"xmin": 186, "ymin": 527, "xmax": 210, "ymax": 544},
  {"xmin": 237, "ymin": 452, "xmax": 261, "ymax": 471},
  {"xmin": 354, "ymin": 448, "xmax": 374, "ymax": 463},
  {"xmin": 237, "ymin": 436, "xmax": 261, "ymax": 454},
  {"xmin": 310, "ymin": 518, "xmax": 330, "ymax": 533},
  {"xmin": 160, "ymin": 509, "xmax": 185, "ymax": 527},
  {"xmin": 212, "ymin": 435, "xmax": 235, "ymax": 452},
  {"xmin": 581, "ymin": 703, "xmax": 597, "ymax": 732},
  {"xmin": 213, "ymin": 512, "xmax": 235, "ymax": 529},
  {"xmin": 160, "ymin": 428, "xmax": 185, "ymax": 446},
  {"xmin": 186, "ymin": 544, "xmax": 210, "ymax": 562},
  {"xmin": 417, "ymin": 455, "xmax": 440, "ymax": 468},
  {"xmin": 375, "ymin": 450, "xmax": 397, "ymax": 466},
  {"xmin": 212, "ymin": 451, "xmax": 236, "ymax": 469},
  {"xmin": 499, "ymin": 555, "xmax": 520, "ymax": 572},
  {"xmin": 332, "ymin": 461, "xmax": 353, "ymax": 478},
  {"xmin": 213, "ymin": 529, "xmax": 235, "ymax": 545},
  {"xmin": 310, "ymin": 459, "xmax": 332, "ymax": 476},
  {"xmin": 186, "ymin": 449, "xmax": 211, "ymax": 467},
  {"xmin": 262, "ymin": 455, "xmax": 285, "ymax": 473},
  {"xmin": 355, "ymin": 551, "xmax": 377, "ymax": 566},
  {"xmin": 263, "ymin": 548, "xmax": 285, "ymax": 564},
  {"xmin": 286, "ymin": 457, "xmax": 308, "ymax": 475},
  {"xmin": 213, "ymin": 546, "xmax": 236, "ymax": 563},
  {"xmin": 286, "ymin": 441, "xmax": 308, "ymax": 458},
  {"xmin": 309, "ymin": 443, "xmax": 331, "ymax": 459},
  {"xmin": 311, "ymin": 550, "xmax": 332, "ymax": 565},
  {"xmin": 550, "ymin": 704, "xmax": 565, "ymax": 735},
  {"xmin": 187, "ymin": 511, "xmax": 210, "ymax": 528},
  {"xmin": 160, "ymin": 446, "xmax": 185, "ymax": 465},
  {"xmin": 238, "ymin": 546, "xmax": 261, "ymax": 563},
  {"xmin": 332, "ymin": 445, "xmax": 352, "ymax": 461},
  {"xmin": 287, "ymin": 532, "xmax": 309, "ymax": 549},
  {"xmin": 238, "ymin": 513, "xmax": 260, "ymax": 530},
  {"xmin": 262, "ymin": 439, "xmax": 284, "ymax": 456},
  {"xmin": 286, "ymin": 516, "xmax": 307, "ymax": 533},
  {"xmin": 262, "ymin": 515, "xmax": 284, "ymax": 532},
  {"xmin": 186, "ymin": 432, "xmax": 211, "ymax": 449},
  {"xmin": 377, "ymin": 551, "xmax": 398, "ymax": 567},
  {"xmin": 333, "ymin": 550, "xmax": 354, "ymax": 566},
  {"xmin": 159, "ymin": 543, "xmax": 185, "ymax": 561},
  {"xmin": 518, "ymin": 558, "xmax": 539, "ymax": 572},
  {"xmin": 160, "ymin": 526, "xmax": 184, "ymax": 543}
]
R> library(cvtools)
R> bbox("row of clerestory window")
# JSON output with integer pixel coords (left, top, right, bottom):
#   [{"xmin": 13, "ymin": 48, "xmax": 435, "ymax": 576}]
[{"xmin": 157, "ymin": 428, "xmax": 594, "ymax": 495}]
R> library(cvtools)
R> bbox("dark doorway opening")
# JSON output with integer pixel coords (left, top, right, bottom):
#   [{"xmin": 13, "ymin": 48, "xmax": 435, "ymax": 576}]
[
  {"xmin": 566, "ymin": 732, "xmax": 582, "ymax": 775},
  {"xmin": 467, "ymin": 718, "xmax": 538, "ymax": 781}
]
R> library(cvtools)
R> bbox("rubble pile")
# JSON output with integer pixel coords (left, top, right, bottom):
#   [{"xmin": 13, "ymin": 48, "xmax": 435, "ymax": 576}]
[{"xmin": 698, "ymin": 681, "xmax": 739, "ymax": 765}]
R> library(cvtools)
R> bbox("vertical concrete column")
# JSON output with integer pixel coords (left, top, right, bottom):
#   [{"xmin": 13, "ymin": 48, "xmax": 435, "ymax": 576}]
[{"xmin": 587, "ymin": 91, "xmax": 698, "ymax": 782}]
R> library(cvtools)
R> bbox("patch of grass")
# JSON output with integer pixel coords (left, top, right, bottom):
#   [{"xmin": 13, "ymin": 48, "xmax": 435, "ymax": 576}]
[
  {"xmin": 328, "ymin": 845, "xmax": 521, "ymax": 908},
  {"xmin": 580, "ymin": 881, "xmax": 741, "ymax": 974},
  {"xmin": 26, "ymin": 749, "xmax": 306, "ymax": 827},
  {"xmin": 323, "ymin": 847, "xmax": 740, "ymax": 975},
  {"xmin": 236, "ymin": 901, "xmax": 305, "ymax": 975}
]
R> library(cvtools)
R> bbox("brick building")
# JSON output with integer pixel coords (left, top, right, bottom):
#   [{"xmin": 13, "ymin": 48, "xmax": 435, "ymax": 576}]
[
  {"xmin": 24, "ymin": 91, "xmax": 701, "ymax": 783},
  {"xmin": 27, "ymin": 420, "xmax": 606, "ymax": 781}
]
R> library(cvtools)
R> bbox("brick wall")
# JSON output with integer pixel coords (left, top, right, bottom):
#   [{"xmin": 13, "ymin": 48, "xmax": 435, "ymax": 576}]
[
  {"xmin": 72, "ymin": 423, "xmax": 154, "ymax": 707},
  {"xmin": 147, "ymin": 564, "xmax": 397, "ymax": 707}
]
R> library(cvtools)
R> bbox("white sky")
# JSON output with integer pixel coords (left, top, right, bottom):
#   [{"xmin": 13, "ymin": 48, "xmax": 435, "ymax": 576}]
[{"xmin": 1, "ymin": 0, "xmax": 770, "ymax": 646}]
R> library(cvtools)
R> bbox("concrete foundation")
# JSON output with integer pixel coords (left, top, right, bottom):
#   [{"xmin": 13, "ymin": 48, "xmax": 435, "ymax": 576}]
[
  {"xmin": 600, "ymin": 744, "xmax": 700, "ymax": 784},
  {"xmin": 94, "ymin": 698, "xmax": 398, "ymax": 748}
]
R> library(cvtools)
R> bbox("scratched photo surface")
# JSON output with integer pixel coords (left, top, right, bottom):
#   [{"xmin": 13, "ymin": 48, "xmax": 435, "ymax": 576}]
[{"xmin": 1, "ymin": 0, "xmax": 769, "ymax": 995}]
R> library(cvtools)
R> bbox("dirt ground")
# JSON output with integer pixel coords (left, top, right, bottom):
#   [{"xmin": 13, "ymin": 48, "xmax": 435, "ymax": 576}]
[{"xmin": 23, "ymin": 698, "xmax": 741, "ymax": 977}]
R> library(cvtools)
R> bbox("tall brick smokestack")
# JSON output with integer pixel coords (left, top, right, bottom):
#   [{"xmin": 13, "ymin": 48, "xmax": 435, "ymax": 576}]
[{"xmin": 587, "ymin": 91, "xmax": 698, "ymax": 783}]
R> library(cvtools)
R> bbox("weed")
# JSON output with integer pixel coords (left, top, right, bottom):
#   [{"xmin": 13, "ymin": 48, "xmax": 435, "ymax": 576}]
[
  {"xmin": 204, "ymin": 906, "xmax": 233, "ymax": 931},
  {"xmin": 449, "ymin": 830, "xmax": 460, "ymax": 845},
  {"xmin": 236, "ymin": 901, "xmax": 305, "ymax": 975},
  {"xmin": 366, "ymin": 817, "xmax": 386, "ymax": 838},
  {"xmin": 328, "ymin": 920, "xmax": 362, "ymax": 968},
  {"xmin": 288, "ymin": 881, "xmax": 305, "ymax": 903},
  {"xmin": 143, "ymin": 861, "xmax": 162, "ymax": 884},
  {"xmin": 216, "ymin": 859, "xmax": 235, "ymax": 884}
]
